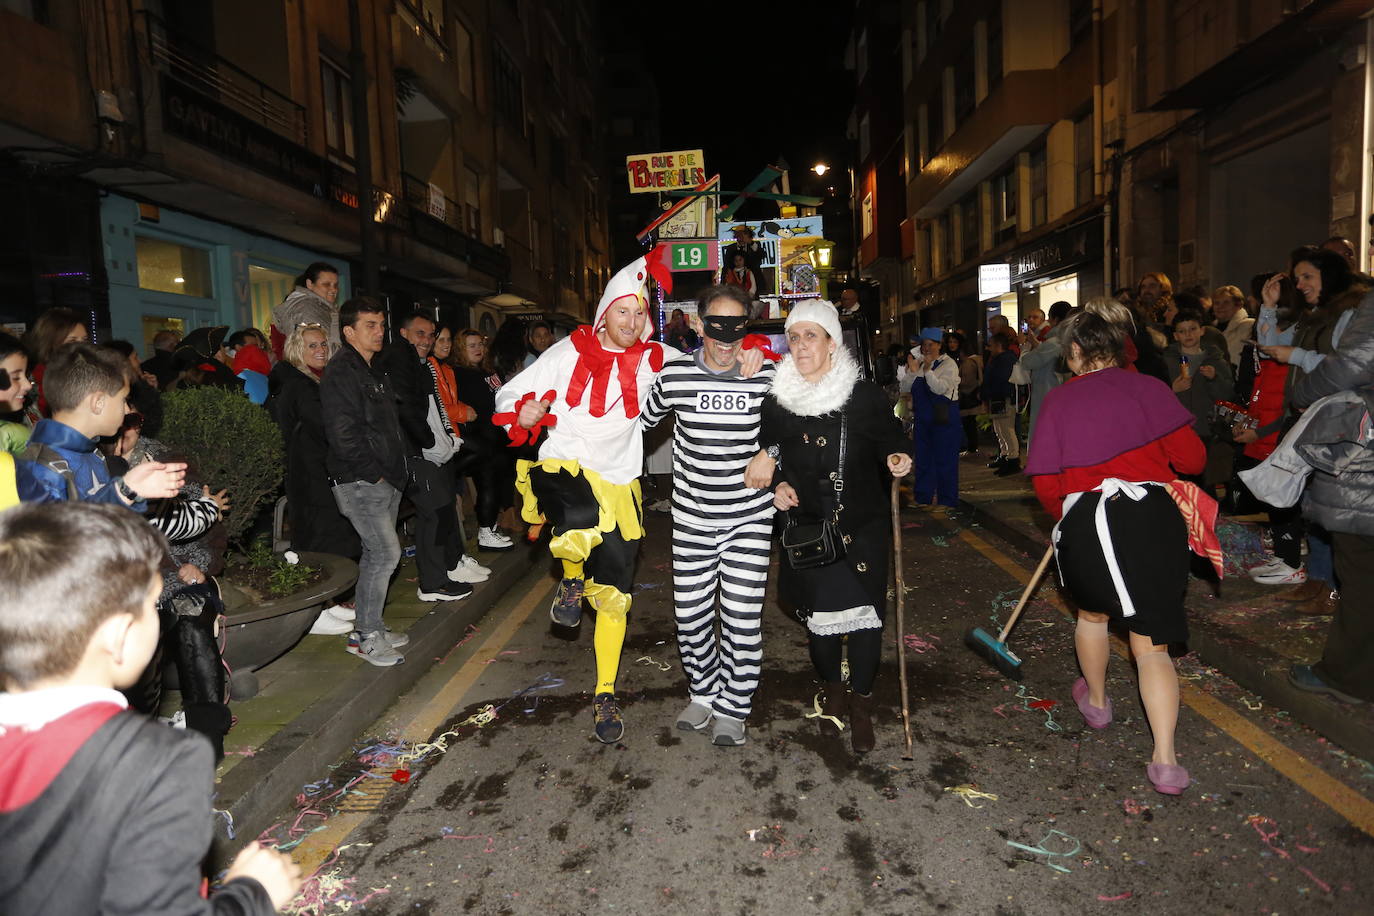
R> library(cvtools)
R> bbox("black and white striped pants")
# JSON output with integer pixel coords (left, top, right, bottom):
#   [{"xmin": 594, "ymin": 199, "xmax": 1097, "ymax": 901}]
[{"xmin": 672, "ymin": 511, "xmax": 773, "ymax": 720}]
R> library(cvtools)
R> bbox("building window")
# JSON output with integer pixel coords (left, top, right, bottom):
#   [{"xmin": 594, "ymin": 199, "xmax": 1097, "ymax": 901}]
[
  {"xmin": 925, "ymin": 1, "xmax": 942, "ymax": 49},
  {"xmin": 859, "ymin": 113, "xmax": 871, "ymax": 162},
  {"xmin": 321, "ymin": 58, "xmax": 355, "ymax": 162},
  {"xmin": 493, "ymin": 43, "xmax": 524, "ymax": 130},
  {"xmin": 959, "ymin": 192, "xmax": 979, "ymax": 263},
  {"xmin": 917, "ymin": 104, "xmax": 930, "ymax": 168},
  {"xmin": 937, "ymin": 212, "xmax": 953, "ymax": 275},
  {"xmin": 136, "ymin": 237, "xmax": 212, "ymax": 298},
  {"xmin": 530, "ymin": 214, "xmax": 542, "ymax": 270},
  {"xmin": 987, "ymin": 7, "xmax": 1003, "ymax": 90},
  {"xmin": 856, "ymin": 28, "xmax": 868, "ymax": 83},
  {"xmin": 953, "ymin": 50, "xmax": 975, "ymax": 124},
  {"xmin": 1069, "ymin": 0, "xmax": 1091, "ymax": 48},
  {"xmin": 993, "ymin": 166, "xmax": 1017, "ymax": 244},
  {"xmin": 1075, "ymin": 113, "xmax": 1094, "ymax": 206},
  {"xmin": 455, "ymin": 20, "xmax": 475, "ymax": 98},
  {"xmin": 1029, "ymin": 144, "xmax": 1047, "ymax": 227},
  {"xmin": 927, "ymin": 89, "xmax": 944, "ymax": 153},
  {"xmin": 549, "ymin": 132, "xmax": 567, "ymax": 185},
  {"xmin": 903, "ymin": 121, "xmax": 915, "ymax": 178},
  {"xmin": 861, "ymin": 192, "xmax": 875, "ymax": 239},
  {"xmin": 464, "ymin": 166, "xmax": 481, "ymax": 237}
]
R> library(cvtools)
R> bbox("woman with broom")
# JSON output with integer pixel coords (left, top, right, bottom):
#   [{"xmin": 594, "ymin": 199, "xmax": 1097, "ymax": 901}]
[
  {"xmin": 1025, "ymin": 311, "xmax": 1216, "ymax": 796},
  {"xmin": 758, "ymin": 300, "xmax": 911, "ymax": 754}
]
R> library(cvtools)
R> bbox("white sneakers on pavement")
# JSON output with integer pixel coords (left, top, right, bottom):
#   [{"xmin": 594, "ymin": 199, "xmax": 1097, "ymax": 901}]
[
  {"xmin": 478, "ymin": 526, "xmax": 513, "ymax": 551},
  {"xmin": 448, "ymin": 555, "xmax": 490, "ymax": 583},
  {"xmin": 1249, "ymin": 558, "xmax": 1307, "ymax": 586},
  {"xmin": 309, "ymin": 606, "xmax": 354, "ymax": 636}
]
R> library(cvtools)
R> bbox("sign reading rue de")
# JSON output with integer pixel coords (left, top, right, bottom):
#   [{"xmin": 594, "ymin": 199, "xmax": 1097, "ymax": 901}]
[{"xmin": 626, "ymin": 149, "xmax": 706, "ymax": 194}]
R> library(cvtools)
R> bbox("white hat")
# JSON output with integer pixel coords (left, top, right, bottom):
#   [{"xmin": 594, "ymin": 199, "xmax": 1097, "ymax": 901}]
[
  {"xmin": 785, "ymin": 298, "xmax": 842, "ymax": 344},
  {"xmin": 592, "ymin": 249, "xmax": 673, "ymax": 343}
]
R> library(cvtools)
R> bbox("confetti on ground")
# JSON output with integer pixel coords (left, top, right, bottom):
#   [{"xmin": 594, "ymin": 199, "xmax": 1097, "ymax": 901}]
[
  {"xmin": 1097, "ymin": 892, "xmax": 1133, "ymax": 901},
  {"xmin": 930, "ymin": 535, "xmax": 950, "ymax": 548},
  {"xmin": 903, "ymin": 633, "xmax": 943, "ymax": 654},
  {"xmin": 803, "ymin": 692, "xmax": 845, "ymax": 731},
  {"xmin": 943, "ymin": 784, "xmax": 999, "ymax": 808},
  {"xmin": 635, "ymin": 655, "xmax": 673, "ymax": 671},
  {"xmin": 1014, "ymin": 685, "xmax": 1062, "ymax": 732},
  {"xmin": 1122, "ymin": 798, "xmax": 1149, "ymax": 816},
  {"xmin": 1246, "ymin": 814, "xmax": 1331, "ymax": 893},
  {"xmin": 1007, "ymin": 828, "xmax": 1082, "ymax": 874}
]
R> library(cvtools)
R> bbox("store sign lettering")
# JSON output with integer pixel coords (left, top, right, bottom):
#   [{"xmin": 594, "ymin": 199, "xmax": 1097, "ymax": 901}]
[{"xmin": 625, "ymin": 149, "xmax": 707, "ymax": 194}]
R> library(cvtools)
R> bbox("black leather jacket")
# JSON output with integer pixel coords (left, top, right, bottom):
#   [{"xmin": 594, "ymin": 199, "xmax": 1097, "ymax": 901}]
[{"xmin": 320, "ymin": 343, "xmax": 407, "ymax": 487}]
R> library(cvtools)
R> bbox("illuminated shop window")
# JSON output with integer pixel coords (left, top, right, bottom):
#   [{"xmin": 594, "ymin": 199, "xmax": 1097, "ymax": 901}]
[{"xmin": 135, "ymin": 236, "xmax": 211, "ymax": 297}]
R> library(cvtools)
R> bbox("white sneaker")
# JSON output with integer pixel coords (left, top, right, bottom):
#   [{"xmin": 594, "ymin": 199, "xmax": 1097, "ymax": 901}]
[
  {"xmin": 309, "ymin": 609, "xmax": 354, "ymax": 635},
  {"xmin": 1247, "ymin": 557, "xmax": 1287, "ymax": 577},
  {"xmin": 347, "ymin": 632, "xmax": 405, "ymax": 666},
  {"xmin": 448, "ymin": 554, "xmax": 490, "ymax": 583},
  {"xmin": 158, "ymin": 709, "xmax": 187, "ymax": 729},
  {"xmin": 321, "ymin": 603, "xmax": 355, "ymax": 622},
  {"xmin": 478, "ymin": 526, "xmax": 513, "ymax": 550},
  {"xmin": 1251, "ymin": 562, "xmax": 1307, "ymax": 586}
]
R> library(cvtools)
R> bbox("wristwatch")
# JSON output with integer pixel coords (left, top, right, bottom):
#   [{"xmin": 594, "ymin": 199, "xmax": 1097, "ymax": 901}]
[
  {"xmin": 765, "ymin": 444, "xmax": 780, "ymax": 460},
  {"xmin": 115, "ymin": 477, "xmax": 138, "ymax": 503}
]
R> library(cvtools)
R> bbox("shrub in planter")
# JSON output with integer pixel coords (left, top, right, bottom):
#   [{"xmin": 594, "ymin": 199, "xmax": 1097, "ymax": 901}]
[{"xmin": 160, "ymin": 386, "xmax": 284, "ymax": 544}]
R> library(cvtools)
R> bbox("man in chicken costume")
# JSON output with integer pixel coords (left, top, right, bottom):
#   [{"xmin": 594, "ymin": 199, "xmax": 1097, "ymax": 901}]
[{"xmin": 494, "ymin": 250, "xmax": 762, "ymax": 743}]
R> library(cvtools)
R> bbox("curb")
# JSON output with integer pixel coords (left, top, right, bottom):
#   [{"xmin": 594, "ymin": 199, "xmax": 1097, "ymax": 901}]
[
  {"xmin": 212, "ymin": 543, "xmax": 540, "ymax": 853},
  {"xmin": 955, "ymin": 495, "xmax": 1374, "ymax": 764}
]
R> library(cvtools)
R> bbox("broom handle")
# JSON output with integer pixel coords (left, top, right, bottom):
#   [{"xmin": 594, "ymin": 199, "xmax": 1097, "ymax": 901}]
[
  {"xmin": 890, "ymin": 479, "xmax": 914, "ymax": 757},
  {"xmin": 996, "ymin": 543, "xmax": 1057, "ymax": 644}
]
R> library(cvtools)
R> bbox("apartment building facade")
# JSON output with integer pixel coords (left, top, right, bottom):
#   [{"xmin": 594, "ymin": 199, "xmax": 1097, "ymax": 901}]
[
  {"xmin": 0, "ymin": 0, "xmax": 610, "ymax": 348},
  {"xmin": 867, "ymin": 0, "xmax": 1372, "ymax": 350}
]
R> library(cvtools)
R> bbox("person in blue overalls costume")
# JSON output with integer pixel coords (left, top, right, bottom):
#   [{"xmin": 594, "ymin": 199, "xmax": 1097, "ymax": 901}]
[{"xmin": 908, "ymin": 327, "xmax": 962, "ymax": 507}]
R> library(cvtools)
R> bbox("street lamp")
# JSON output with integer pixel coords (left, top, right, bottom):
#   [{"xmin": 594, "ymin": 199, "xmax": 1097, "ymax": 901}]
[
  {"xmin": 808, "ymin": 239, "xmax": 836, "ymax": 271},
  {"xmin": 812, "ymin": 163, "xmax": 830, "ymax": 177}
]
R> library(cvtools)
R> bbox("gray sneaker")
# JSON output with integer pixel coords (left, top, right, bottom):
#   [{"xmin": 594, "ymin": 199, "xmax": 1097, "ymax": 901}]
[
  {"xmin": 347, "ymin": 632, "xmax": 405, "ymax": 666},
  {"xmin": 711, "ymin": 715, "xmax": 746, "ymax": 747},
  {"xmin": 675, "ymin": 701, "xmax": 713, "ymax": 732},
  {"xmin": 347, "ymin": 629, "xmax": 409, "ymax": 651}
]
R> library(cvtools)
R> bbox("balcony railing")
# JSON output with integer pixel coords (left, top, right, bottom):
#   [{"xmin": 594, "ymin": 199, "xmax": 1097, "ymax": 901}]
[
  {"xmin": 399, "ymin": 172, "xmax": 509, "ymax": 279},
  {"xmin": 139, "ymin": 10, "xmax": 307, "ymax": 145}
]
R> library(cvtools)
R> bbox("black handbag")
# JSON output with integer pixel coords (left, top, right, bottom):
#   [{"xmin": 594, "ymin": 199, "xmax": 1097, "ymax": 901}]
[{"xmin": 780, "ymin": 415, "xmax": 847, "ymax": 570}]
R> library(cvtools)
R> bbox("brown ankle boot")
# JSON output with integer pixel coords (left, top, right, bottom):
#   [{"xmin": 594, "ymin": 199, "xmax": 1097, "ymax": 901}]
[
  {"xmin": 848, "ymin": 690, "xmax": 875, "ymax": 754},
  {"xmin": 814, "ymin": 683, "xmax": 846, "ymax": 737}
]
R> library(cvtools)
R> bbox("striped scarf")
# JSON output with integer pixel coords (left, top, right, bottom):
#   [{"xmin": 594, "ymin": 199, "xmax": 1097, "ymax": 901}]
[{"xmin": 1164, "ymin": 480, "xmax": 1223, "ymax": 578}]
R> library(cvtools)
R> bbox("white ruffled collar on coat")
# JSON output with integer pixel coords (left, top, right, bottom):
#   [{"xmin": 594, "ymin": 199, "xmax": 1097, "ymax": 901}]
[{"xmin": 770, "ymin": 346, "xmax": 860, "ymax": 416}]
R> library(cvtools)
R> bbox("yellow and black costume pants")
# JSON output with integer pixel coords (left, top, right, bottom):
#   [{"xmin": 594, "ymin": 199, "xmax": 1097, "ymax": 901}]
[{"xmin": 516, "ymin": 458, "xmax": 643, "ymax": 694}]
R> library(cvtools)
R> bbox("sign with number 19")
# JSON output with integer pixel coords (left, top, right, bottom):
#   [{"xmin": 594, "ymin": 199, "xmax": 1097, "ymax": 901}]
[{"xmin": 667, "ymin": 240, "xmax": 719, "ymax": 273}]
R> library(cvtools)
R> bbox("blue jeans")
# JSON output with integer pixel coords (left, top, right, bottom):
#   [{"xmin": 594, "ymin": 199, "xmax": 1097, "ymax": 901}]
[
  {"xmin": 1307, "ymin": 526, "xmax": 1337, "ymax": 588},
  {"xmin": 332, "ymin": 479, "xmax": 402, "ymax": 637}
]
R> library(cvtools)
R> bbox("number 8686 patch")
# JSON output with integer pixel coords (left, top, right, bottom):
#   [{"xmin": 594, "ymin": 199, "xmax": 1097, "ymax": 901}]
[{"xmin": 695, "ymin": 391, "xmax": 751, "ymax": 413}]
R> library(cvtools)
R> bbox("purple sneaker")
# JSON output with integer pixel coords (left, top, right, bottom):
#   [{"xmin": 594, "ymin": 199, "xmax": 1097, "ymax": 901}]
[
  {"xmin": 1072, "ymin": 677, "xmax": 1112, "ymax": 729},
  {"xmin": 1147, "ymin": 762, "xmax": 1190, "ymax": 795}
]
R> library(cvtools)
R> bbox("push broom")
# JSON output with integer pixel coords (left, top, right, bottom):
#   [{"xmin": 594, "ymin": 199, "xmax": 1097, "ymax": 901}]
[{"xmin": 964, "ymin": 543, "xmax": 1056, "ymax": 680}]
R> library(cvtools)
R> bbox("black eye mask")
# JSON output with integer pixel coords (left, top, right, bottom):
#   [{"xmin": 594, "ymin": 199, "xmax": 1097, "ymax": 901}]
[{"xmin": 703, "ymin": 314, "xmax": 749, "ymax": 343}]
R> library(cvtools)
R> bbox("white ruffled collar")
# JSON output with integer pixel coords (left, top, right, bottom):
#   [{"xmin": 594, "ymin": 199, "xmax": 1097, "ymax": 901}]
[{"xmin": 770, "ymin": 346, "xmax": 860, "ymax": 416}]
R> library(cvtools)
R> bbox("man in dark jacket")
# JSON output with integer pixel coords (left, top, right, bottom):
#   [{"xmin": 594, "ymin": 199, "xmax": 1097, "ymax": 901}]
[
  {"xmin": 375, "ymin": 311, "xmax": 471, "ymax": 604},
  {"xmin": 320, "ymin": 299, "xmax": 410, "ymax": 666},
  {"xmin": 1286, "ymin": 291, "xmax": 1374, "ymax": 704}
]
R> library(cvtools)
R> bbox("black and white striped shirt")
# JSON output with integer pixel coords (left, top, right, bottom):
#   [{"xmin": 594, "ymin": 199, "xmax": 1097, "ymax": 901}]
[{"xmin": 641, "ymin": 352, "xmax": 775, "ymax": 525}]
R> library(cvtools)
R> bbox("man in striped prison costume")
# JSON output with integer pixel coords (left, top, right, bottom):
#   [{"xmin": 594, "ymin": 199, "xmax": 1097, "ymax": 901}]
[{"xmin": 640, "ymin": 284, "xmax": 778, "ymax": 747}]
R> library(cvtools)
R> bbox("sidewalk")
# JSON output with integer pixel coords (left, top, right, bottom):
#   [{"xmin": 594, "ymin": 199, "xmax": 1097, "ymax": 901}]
[
  {"xmin": 204, "ymin": 538, "xmax": 540, "ymax": 854},
  {"xmin": 951, "ymin": 450, "xmax": 1374, "ymax": 764}
]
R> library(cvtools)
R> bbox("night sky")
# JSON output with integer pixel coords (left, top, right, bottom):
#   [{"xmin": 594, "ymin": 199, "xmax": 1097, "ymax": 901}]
[{"xmin": 607, "ymin": 0, "xmax": 857, "ymax": 214}]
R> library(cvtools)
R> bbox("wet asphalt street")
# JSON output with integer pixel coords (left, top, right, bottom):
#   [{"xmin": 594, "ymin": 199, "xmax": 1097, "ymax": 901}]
[{"xmin": 265, "ymin": 504, "xmax": 1374, "ymax": 915}]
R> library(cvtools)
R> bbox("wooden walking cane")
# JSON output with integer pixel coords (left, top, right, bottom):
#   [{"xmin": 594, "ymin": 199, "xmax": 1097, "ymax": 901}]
[{"xmin": 890, "ymin": 479, "xmax": 915, "ymax": 760}]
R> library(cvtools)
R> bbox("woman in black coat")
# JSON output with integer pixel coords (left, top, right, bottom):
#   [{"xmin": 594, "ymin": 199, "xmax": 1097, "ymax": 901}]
[
  {"xmin": 451, "ymin": 328, "xmax": 517, "ymax": 539},
  {"xmin": 757, "ymin": 301, "xmax": 911, "ymax": 754},
  {"xmin": 268, "ymin": 323, "xmax": 360, "ymax": 558}
]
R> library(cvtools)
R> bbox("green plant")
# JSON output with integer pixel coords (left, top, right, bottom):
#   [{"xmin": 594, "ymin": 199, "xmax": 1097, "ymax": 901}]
[
  {"xmin": 245, "ymin": 536, "xmax": 275, "ymax": 570},
  {"xmin": 268, "ymin": 561, "xmax": 316, "ymax": 598},
  {"xmin": 160, "ymin": 386, "xmax": 284, "ymax": 545}
]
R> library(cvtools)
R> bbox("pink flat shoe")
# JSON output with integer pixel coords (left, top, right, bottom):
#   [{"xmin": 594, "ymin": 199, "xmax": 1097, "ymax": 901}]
[
  {"xmin": 1072, "ymin": 677, "xmax": 1112, "ymax": 729},
  {"xmin": 1147, "ymin": 763, "xmax": 1190, "ymax": 795}
]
